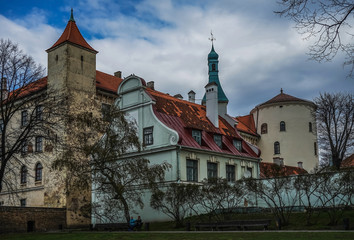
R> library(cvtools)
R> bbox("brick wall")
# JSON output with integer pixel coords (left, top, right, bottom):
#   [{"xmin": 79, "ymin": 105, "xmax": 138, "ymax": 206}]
[{"xmin": 0, "ymin": 206, "xmax": 66, "ymax": 233}]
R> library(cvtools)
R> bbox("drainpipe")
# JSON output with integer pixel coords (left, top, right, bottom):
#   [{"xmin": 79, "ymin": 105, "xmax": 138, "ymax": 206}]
[
  {"xmin": 176, "ymin": 145, "xmax": 181, "ymax": 182},
  {"xmin": 255, "ymin": 106, "xmax": 259, "ymax": 133}
]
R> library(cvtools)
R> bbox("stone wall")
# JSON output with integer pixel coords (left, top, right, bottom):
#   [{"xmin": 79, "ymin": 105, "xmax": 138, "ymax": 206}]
[{"xmin": 0, "ymin": 206, "xmax": 66, "ymax": 233}]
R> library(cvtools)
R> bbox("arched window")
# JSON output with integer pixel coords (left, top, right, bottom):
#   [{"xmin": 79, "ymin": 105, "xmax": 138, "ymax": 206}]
[
  {"xmin": 280, "ymin": 121, "xmax": 286, "ymax": 131},
  {"xmin": 35, "ymin": 162, "xmax": 43, "ymax": 182},
  {"xmin": 274, "ymin": 141, "xmax": 280, "ymax": 154},
  {"xmin": 212, "ymin": 64, "xmax": 216, "ymax": 71},
  {"xmin": 261, "ymin": 123, "xmax": 268, "ymax": 134},
  {"xmin": 309, "ymin": 122, "xmax": 312, "ymax": 132},
  {"xmin": 20, "ymin": 165, "xmax": 27, "ymax": 184}
]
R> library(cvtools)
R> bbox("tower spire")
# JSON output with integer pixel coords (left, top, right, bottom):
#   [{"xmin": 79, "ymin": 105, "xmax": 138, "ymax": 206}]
[{"xmin": 69, "ymin": 8, "xmax": 75, "ymax": 22}]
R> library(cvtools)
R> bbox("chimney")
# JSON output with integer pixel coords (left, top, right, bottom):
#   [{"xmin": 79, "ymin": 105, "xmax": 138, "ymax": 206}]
[
  {"xmin": 147, "ymin": 81, "xmax": 155, "ymax": 90},
  {"xmin": 297, "ymin": 161, "xmax": 303, "ymax": 169},
  {"xmin": 114, "ymin": 71, "xmax": 122, "ymax": 78},
  {"xmin": 188, "ymin": 90, "xmax": 196, "ymax": 103},
  {"xmin": 205, "ymin": 82, "xmax": 218, "ymax": 128},
  {"xmin": 173, "ymin": 94, "xmax": 183, "ymax": 100},
  {"xmin": 273, "ymin": 157, "xmax": 284, "ymax": 166},
  {"xmin": 1, "ymin": 77, "xmax": 8, "ymax": 99}
]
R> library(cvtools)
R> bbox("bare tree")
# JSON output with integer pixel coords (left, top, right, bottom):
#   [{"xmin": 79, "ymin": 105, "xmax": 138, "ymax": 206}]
[
  {"xmin": 313, "ymin": 92, "xmax": 353, "ymax": 169},
  {"xmin": 276, "ymin": 0, "xmax": 354, "ymax": 77},
  {"xmin": 0, "ymin": 39, "xmax": 65, "ymax": 194},
  {"xmin": 244, "ymin": 174, "xmax": 300, "ymax": 226},
  {"xmin": 54, "ymin": 105, "xmax": 170, "ymax": 224},
  {"xmin": 196, "ymin": 178, "xmax": 247, "ymax": 222},
  {"xmin": 150, "ymin": 183, "xmax": 199, "ymax": 228}
]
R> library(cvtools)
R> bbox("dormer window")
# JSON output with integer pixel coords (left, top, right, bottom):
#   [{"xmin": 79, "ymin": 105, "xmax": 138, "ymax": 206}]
[
  {"xmin": 214, "ymin": 134, "xmax": 222, "ymax": 148},
  {"xmin": 192, "ymin": 130, "xmax": 202, "ymax": 145},
  {"xmin": 233, "ymin": 139, "xmax": 242, "ymax": 151}
]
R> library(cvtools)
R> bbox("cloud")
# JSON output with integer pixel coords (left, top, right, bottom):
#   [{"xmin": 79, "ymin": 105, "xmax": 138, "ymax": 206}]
[{"xmin": 1, "ymin": 0, "xmax": 353, "ymax": 117}]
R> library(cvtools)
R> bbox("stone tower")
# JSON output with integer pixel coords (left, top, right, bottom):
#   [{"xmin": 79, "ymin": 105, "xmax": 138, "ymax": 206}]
[{"xmin": 46, "ymin": 9, "xmax": 98, "ymax": 228}]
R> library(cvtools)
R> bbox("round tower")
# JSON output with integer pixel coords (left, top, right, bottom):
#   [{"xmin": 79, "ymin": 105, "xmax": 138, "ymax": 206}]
[{"xmin": 251, "ymin": 89, "xmax": 318, "ymax": 171}]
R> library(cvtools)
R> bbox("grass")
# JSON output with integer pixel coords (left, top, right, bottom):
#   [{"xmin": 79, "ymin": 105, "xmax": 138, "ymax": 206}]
[{"xmin": 2, "ymin": 232, "xmax": 354, "ymax": 240}]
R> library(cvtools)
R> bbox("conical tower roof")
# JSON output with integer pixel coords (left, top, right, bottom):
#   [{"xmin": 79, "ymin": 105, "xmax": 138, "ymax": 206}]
[{"xmin": 46, "ymin": 9, "xmax": 98, "ymax": 53}]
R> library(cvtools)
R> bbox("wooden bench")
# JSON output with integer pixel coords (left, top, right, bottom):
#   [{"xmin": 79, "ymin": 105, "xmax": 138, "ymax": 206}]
[
  {"xmin": 195, "ymin": 219, "xmax": 271, "ymax": 231},
  {"xmin": 94, "ymin": 223, "xmax": 129, "ymax": 231}
]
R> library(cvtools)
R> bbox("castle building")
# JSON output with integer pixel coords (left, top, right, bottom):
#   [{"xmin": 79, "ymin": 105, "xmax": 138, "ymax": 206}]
[
  {"xmin": 236, "ymin": 89, "xmax": 318, "ymax": 171},
  {"xmin": 1, "ymin": 10, "xmax": 317, "ymax": 230},
  {"xmin": 0, "ymin": 10, "xmax": 122, "ymax": 228}
]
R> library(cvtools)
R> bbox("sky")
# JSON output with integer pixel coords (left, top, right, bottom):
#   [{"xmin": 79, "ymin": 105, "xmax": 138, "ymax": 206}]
[{"xmin": 0, "ymin": 0, "xmax": 353, "ymax": 116}]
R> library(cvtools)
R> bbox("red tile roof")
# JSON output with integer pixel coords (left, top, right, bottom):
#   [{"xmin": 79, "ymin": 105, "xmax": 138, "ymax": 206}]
[
  {"xmin": 145, "ymin": 88, "xmax": 259, "ymax": 158},
  {"xmin": 9, "ymin": 71, "xmax": 121, "ymax": 100},
  {"xmin": 96, "ymin": 71, "xmax": 122, "ymax": 94},
  {"xmin": 341, "ymin": 154, "xmax": 354, "ymax": 168},
  {"xmin": 235, "ymin": 114, "xmax": 258, "ymax": 136},
  {"xmin": 260, "ymin": 162, "xmax": 307, "ymax": 178},
  {"xmin": 47, "ymin": 19, "xmax": 98, "ymax": 53},
  {"xmin": 257, "ymin": 91, "xmax": 313, "ymax": 108},
  {"xmin": 8, "ymin": 77, "xmax": 47, "ymax": 100}
]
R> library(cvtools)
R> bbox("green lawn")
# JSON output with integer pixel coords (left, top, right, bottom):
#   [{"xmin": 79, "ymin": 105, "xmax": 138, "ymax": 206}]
[{"xmin": 2, "ymin": 232, "xmax": 354, "ymax": 240}]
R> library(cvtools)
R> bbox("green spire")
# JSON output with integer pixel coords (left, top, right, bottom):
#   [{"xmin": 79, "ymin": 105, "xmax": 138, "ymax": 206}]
[
  {"xmin": 69, "ymin": 8, "xmax": 75, "ymax": 22},
  {"xmin": 202, "ymin": 42, "xmax": 229, "ymax": 104}
]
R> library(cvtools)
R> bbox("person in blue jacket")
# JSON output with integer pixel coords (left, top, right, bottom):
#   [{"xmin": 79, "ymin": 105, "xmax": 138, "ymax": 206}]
[{"xmin": 129, "ymin": 216, "xmax": 137, "ymax": 230}]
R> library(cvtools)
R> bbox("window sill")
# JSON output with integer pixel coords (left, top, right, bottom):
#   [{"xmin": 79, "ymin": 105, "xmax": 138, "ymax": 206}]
[{"xmin": 35, "ymin": 181, "xmax": 42, "ymax": 186}]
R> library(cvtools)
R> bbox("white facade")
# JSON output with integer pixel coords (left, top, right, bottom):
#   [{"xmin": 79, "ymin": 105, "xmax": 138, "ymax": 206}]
[{"xmin": 251, "ymin": 99, "xmax": 318, "ymax": 171}]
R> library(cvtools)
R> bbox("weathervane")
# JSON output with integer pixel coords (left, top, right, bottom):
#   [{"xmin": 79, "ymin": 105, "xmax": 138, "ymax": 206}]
[{"xmin": 209, "ymin": 30, "xmax": 216, "ymax": 44}]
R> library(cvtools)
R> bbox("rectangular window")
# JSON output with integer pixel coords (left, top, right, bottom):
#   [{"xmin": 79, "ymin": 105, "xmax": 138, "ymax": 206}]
[
  {"xmin": 309, "ymin": 122, "xmax": 312, "ymax": 132},
  {"xmin": 246, "ymin": 167, "xmax": 253, "ymax": 178},
  {"xmin": 143, "ymin": 127, "xmax": 153, "ymax": 146},
  {"xmin": 314, "ymin": 142, "xmax": 317, "ymax": 155},
  {"xmin": 35, "ymin": 136, "xmax": 43, "ymax": 152},
  {"xmin": 214, "ymin": 134, "xmax": 222, "ymax": 148},
  {"xmin": 36, "ymin": 105, "xmax": 43, "ymax": 121},
  {"xmin": 233, "ymin": 139, "xmax": 242, "ymax": 151},
  {"xmin": 186, "ymin": 159, "xmax": 198, "ymax": 182},
  {"xmin": 101, "ymin": 103, "xmax": 111, "ymax": 120},
  {"xmin": 20, "ymin": 198, "xmax": 26, "ymax": 207},
  {"xmin": 21, "ymin": 110, "xmax": 28, "ymax": 126},
  {"xmin": 226, "ymin": 164, "xmax": 235, "ymax": 182},
  {"xmin": 192, "ymin": 130, "xmax": 202, "ymax": 145},
  {"xmin": 21, "ymin": 140, "xmax": 27, "ymax": 155},
  {"xmin": 207, "ymin": 162, "xmax": 218, "ymax": 179}
]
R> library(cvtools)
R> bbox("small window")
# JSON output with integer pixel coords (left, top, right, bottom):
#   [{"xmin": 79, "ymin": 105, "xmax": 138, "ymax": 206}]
[
  {"xmin": 21, "ymin": 110, "xmax": 28, "ymax": 127},
  {"xmin": 21, "ymin": 140, "xmax": 28, "ymax": 155},
  {"xmin": 207, "ymin": 162, "xmax": 218, "ymax": 179},
  {"xmin": 35, "ymin": 136, "xmax": 43, "ymax": 152},
  {"xmin": 20, "ymin": 198, "xmax": 26, "ymax": 207},
  {"xmin": 314, "ymin": 142, "xmax": 317, "ymax": 156},
  {"xmin": 186, "ymin": 159, "xmax": 198, "ymax": 182},
  {"xmin": 261, "ymin": 123, "xmax": 267, "ymax": 134},
  {"xmin": 280, "ymin": 121, "xmax": 286, "ymax": 131},
  {"xmin": 247, "ymin": 167, "xmax": 253, "ymax": 178},
  {"xmin": 274, "ymin": 141, "xmax": 280, "ymax": 154},
  {"xmin": 226, "ymin": 164, "xmax": 235, "ymax": 182},
  {"xmin": 212, "ymin": 64, "xmax": 216, "ymax": 71},
  {"xmin": 143, "ymin": 127, "xmax": 153, "ymax": 146},
  {"xmin": 35, "ymin": 162, "xmax": 43, "ymax": 181},
  {"xmin": 309, "ymin": 122, "xmax": 312, "ymax": 132},
  {"xmin": 214, "ymin": 134, "xmax": 222, "ymax": 148},
  {"xmin": 192, "ymin": 130, "xmax": 202, "ymax": 145},
  {"xmin": 36, "ymin": 105, "xmax": 43, "ymax": 121},
  {"xmin": 233, "ymin": 139, "xmax": 242, "ymax": 151},
  {"xmin": 20, "ymin": 165, "xmax": 27, "ymax": 184},
  {"xmin": 101, "ymin": 103, "xmax": 111, "ymax": 120}
]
